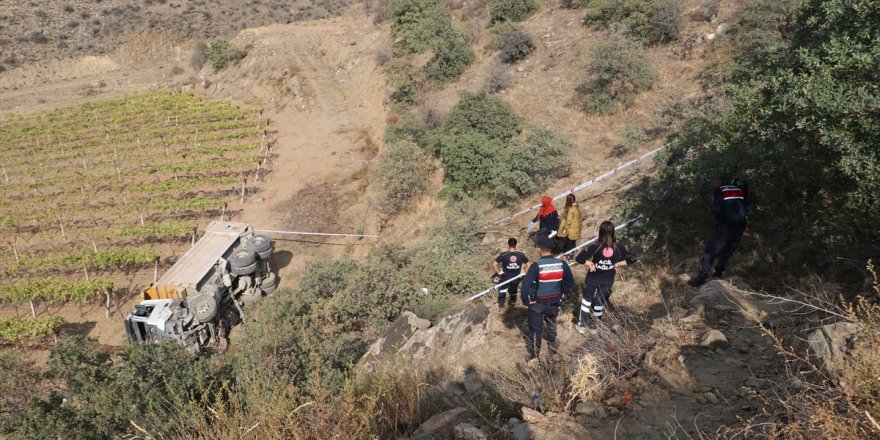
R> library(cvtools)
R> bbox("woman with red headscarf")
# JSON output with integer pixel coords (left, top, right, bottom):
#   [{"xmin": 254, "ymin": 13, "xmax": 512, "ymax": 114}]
[{"xmin": 527, "ymin": 196, "xmax": 560, "ymax": 238}]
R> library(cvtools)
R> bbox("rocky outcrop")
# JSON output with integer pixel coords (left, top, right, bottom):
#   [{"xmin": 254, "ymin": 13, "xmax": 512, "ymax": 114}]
[
  {"xmin": 689, "ymin": 280, "xmax": 784, "ymax": 324},
  {"xmin": 410, "ymin": 407, "xmax": 470, "ymax": 440},
  {"xmin": 808, "ymin": 321, "xmax": 861, "ymax": 379},
  {"xmin": 359, "ymin": 305, "xmax": 492, "ymax": 369},
  {"xmin": 360, "ymin": 311, "xmax": 431, "ymax": 368}
]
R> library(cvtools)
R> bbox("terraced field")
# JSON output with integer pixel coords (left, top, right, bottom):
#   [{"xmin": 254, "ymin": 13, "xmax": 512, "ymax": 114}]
[{"xmin": 0, "ymin": 91, "xmax": 268, "ymax": 341}]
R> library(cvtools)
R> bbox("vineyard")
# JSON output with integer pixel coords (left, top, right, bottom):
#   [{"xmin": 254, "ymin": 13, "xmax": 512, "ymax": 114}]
[{"xmin": 0, "ymin": 91, "xmax": 269, "ymax": 335}]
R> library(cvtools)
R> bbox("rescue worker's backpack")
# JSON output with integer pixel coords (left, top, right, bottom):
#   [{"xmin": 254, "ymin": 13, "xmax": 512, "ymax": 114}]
[{"xmin": 720, "ymin": 184, "xmax": 747, "ymax": 224}]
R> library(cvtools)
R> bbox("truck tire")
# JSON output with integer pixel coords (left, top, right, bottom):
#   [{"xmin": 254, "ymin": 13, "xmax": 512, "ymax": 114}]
[
  {"xmin": 240, "ymin": 291, "xmax": 263, "ymax": 305},
  {"xmin": 221, "ymin": 307, "xmax": 241, "ymax": 327},
  {"xmin": 229, "ymin": 250, "xmax": 256, "ymax": 269},
  {"xmin": 261, "ymin": 272, "xmax": 279, "ymax": 295},
  {"xmin": 230, "ymin": 261, "xmax": 257, "ymax": 276},
  {"xmin": 189, "ymin": 294, "xmax": 218, "ymax": 323},
  {"xmin": 246, "ymin": 235, "xmax": 273, "ymax": 260}
]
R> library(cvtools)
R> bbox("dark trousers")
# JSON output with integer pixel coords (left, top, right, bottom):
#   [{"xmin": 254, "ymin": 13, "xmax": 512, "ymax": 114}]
[
  {"xmin": 497, "ymin": 277, "xmax": 520, "ymax": 306},
  {"xmin": 559, "ymin": 237, "xmax": 576, "ymax": 254},
  {"xmin": 700, "ymin": 222, "xmax": 746, "ymax": 275},
  {"xmin": 580, "ymin": 277, "xmax": 612, "ymax": 324},
  {"xmin": 526, "ymin": 302, "xmax": 559, "ymax": 358}
]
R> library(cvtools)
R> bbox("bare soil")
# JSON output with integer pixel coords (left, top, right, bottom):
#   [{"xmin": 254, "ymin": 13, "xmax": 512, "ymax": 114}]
[{"xmin": 0, "ymin": 0, "xmax": 358, "ymax": 69}]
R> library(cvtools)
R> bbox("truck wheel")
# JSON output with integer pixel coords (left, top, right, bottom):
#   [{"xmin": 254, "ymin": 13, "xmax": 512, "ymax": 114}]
[
  {"xmin": 229, "ymin": 250, "xmax": 256, "ymax": 269},
  {"xmin": 261, "ymin": 273, "xmax": 279, "ymax": 295},
  {"xmin": 240, "ymin": 291, "xmax": 263, "ymax": 305},
  {"xmin": 189, "ymin": 294, "xmax": 218, "ymax": 323},
  {"xmin": 230, "ymin": 261, "xmax": 257, "ymax": 276},
  {"xmin": 222, "ymin": 307, "xmax": 241, "ymax": 327},
  {"xmin": 247, "ymin": 235, "xmax": 273, "ymax": 260}
]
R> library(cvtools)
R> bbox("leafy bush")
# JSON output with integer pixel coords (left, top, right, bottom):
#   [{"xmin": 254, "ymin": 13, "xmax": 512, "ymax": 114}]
[
  {"xmin": 442, "ymin": 92, "xmax": 523, "ymax": 141},
  {"xmin": 384, "ymin": 105, "xmax": 433, "ymax": 151},
  {"xmin": 576, "ymin": 36, "xmax": 657, "ymax": 113},
  {"xmin": 624, "ymin": 0, "xmax": 880, "ymax": 273},
  {"xmin": 492, "ymin": 25, "xmax": 535, "ymax": 63},
  {"xmin": 438, "ymin": 93, "xmax": 571, "ymax": 203},
  {"xmin": 583, "ymin": 0, "xmax": 683, "ymax": 44},
  {"xmin": 390, "ymin": 0, "xmax": 453, "ymax": 54},
  {"xmin": 3, "ymin": 336, "xmax": 229, "ymax": 439},
  {"xmin": 384, "ymin": 58, "xmax": 423, "ymax": 104},
  {"xmin": 489, "ymin": 0, "xmax": 539, "ymax": 24},
  {"xmin": 425, "ymin": 30, "xmax": 475, "ymax": 82},
  {"xmin": 372, "ymin": 140, "xmax": 435, "ymax": 215},
  {"xmin": 612, "ymin": 125, "xmax": 646, "ymax": 156},
  {"xmin": 204, "ymin": 38, "xmax": 247, "ymax": 70}
]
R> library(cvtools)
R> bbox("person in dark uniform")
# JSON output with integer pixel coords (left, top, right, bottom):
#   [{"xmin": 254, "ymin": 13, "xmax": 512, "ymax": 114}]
[
  {"xmin": 521, "ymin": 235, "xmax": 575, "ymax": 363},
  {"xmin": 574, "ymin": 221, "xmax": 638, "ymax": 334},
  {"xmin": 493, "ymin": 238, "xmax": 530, "ymax": 309},
  {"xmin": 689, "ymin": 175, "xmax": 749, "ymax": 286}
]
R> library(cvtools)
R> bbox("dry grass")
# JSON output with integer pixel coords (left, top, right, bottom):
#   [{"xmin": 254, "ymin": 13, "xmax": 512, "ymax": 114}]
[{"xmin": 718, "ymin": 262, "xmax": 880, "ymax": 439}]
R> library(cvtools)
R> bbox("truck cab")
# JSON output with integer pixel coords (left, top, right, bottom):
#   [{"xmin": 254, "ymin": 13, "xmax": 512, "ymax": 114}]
[{"xmin": 124, "ymin": 221, "xmax": 278, "ymax": 352}]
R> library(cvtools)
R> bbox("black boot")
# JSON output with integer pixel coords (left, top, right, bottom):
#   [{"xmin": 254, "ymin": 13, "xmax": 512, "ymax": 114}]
[
  {"xmin": 712, "ymin": 269, "xmax": 724, "ymax": 278},
  {"xmin": 688, "ymin": 272, "xmax": 709, "ymax": 286}
]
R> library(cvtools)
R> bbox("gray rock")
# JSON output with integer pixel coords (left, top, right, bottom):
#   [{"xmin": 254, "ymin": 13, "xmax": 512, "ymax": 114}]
[
  {"xmin": 399, "ymin": 306, "xmax": 491, "ymax": 362},
  {"xmin": 716, "ymin": 23, "xmax": 730, "ymax": 35},
  {"xmin": 360, "ymin": 311, "xmax": 431, "ymax": 366},
  {"xmin": 744, "ymin": 376, "xmax": 766, "ymax": 388},
  {"xmin": 604, "ymin": 395, "xmax": 623, "ymax": 407},
  {"xmin": 608, "ymin": 407, "xmax": 620, "ymax": 416},
  {"xmin": 701, "ymin": 329, "xmax": 728, "ymax": 347},
  {"xmin": 593, "ymin": 405, "xmax": 608, "ymax": 419},
  {"xmin": 512, "ymin": 423, "xmax": 532, "ymax": 440},
  {"xmin": 704, "ymin": 392, "xmax": 719, "ymax": 404},
  {"xmin": 574, "ymin": 401, "xmax": 601, "ymax": 415},
  {"xmin": 411, "ymin": 407, "xmax": 470, "ymax": 440},
  {"xmin": 521, "ymin": 407, "xmax": 545, "ymax": 424},
  {"xmin": 463, "ymin": 373, "xmax": 483, "ymax": 393},
  {"xmin": 724, "ymin": 357, "xmax": 744, "ymax": 368},
  {"xmin": 453, "ymin": 423, "xmax": 487, "ymax": 440},
  {"xmin": 808, "ymin": 321, "xmax": 861, "ymax": 378},
  {"xmin": 690, "ymin": 280, "xmax": 782, "ymax": 324}
]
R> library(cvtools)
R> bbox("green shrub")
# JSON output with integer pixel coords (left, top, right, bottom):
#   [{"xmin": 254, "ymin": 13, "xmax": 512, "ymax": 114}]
[
  {"xmin": 373, "ymin": 140, "xmax": 435, "ymax": 215},
  {"xmin": 624, "ymin": 0, "xmax": 880, "ymax": 273},
  {"xmin": 489, "ymin": 0, "xmax": 539, "ymax": 24},
  {"xmin": 577, "ymin": 36, "xmax": 657, "ymax": 113},
  {"xmin": 204, "ymin": 38, "xmax": 247, "ymax": 70},
  {"xmin": 583, "ymin": 0, "xmax": 683, "ymax": 44},
  {"xmin": 612, "ymin": 125, "xmax": 646, "ymax": 156},
  {"xmin": 390, "ymin": 0, "xmax": 453, "ymax": 54},
  {"xmin": 492, "ymin": 25, "xmax": 535, "ymax": 63},
  {"xmin": 442, "ymin": 92, "xmax": 523, "ymax": 141},
  {"xmin": 384, "ymin": 105, "xmax": 436, "ymax": 152},
  {"xmin": 6, "ymin": 336, "xmax": 230, "ymax": 439},
  {"xmin": 425, "ymin": 30, "xmax": 475, "ymax": 82},
  {"xmin": 438, "ymin": 93, "xmax": 571, "ymax": 203},
  {"xmin": 384, "ymin": 58, "xmax": 423, "ymax": 104}
]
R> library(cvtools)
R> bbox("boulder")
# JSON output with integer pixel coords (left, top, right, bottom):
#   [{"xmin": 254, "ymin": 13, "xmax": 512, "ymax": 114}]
[
  {"xmin": 453, "ymin": 423, "xmax": 487, "ymax": 440},
  {"xmin": 360, "ymin": 311, "xmax": 430, "ymax": 367},
  {"xmin": 689, "ymin": 280, "xmax": 782, "ymax": 324},
  {"xmin": 411, "ymin": 407, "xmax": 470, "ymax": 440},
  {"xmin": 399, "ymin": 305, "xmax": 491, "ymax": 362},
  {"xmin": 511, "ymin": 422, "xmax": 532, "ymax": 440},
  {"xmin": 700, "ymin": 329, "xmax": 728, "ymax": 347},
  {"xmin": 808, "ymin": 321, "xmax": 861, "ymax": 379},
  {"xmin": 521, "ymin": 407, "xmax": 545, "ymax": 424}
]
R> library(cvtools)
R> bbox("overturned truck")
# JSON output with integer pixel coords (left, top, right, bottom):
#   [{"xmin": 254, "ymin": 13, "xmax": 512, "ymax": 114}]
[{"xmin": 124, "ymin": 221, "xmax": 279, "ymax": 352}]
